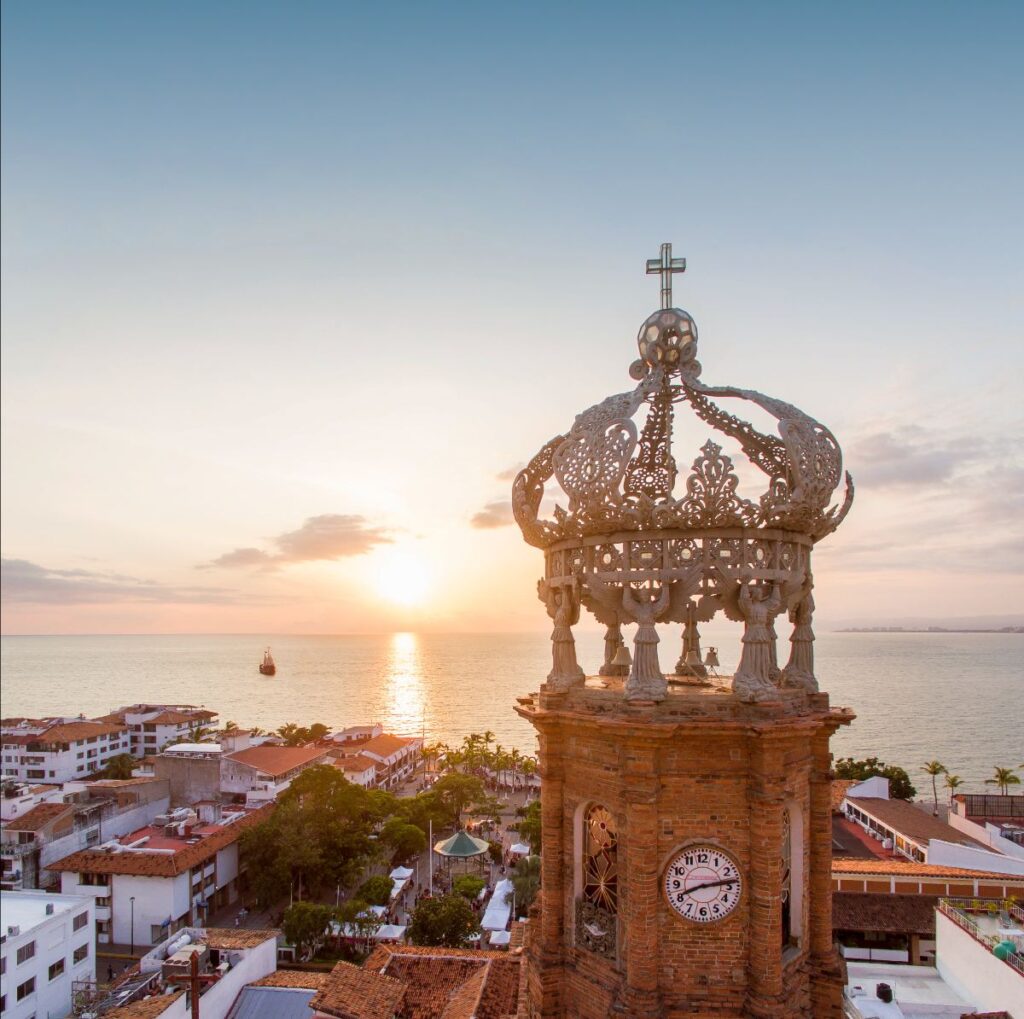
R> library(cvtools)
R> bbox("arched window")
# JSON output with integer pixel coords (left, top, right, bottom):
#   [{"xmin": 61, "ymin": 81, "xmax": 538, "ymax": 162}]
[
  {"xmin": 583, "ymin": 804, "xmax": 618, "ymax": 913},
  {"xmin": 781, "ymin": 807, "xmax": 793, "ymax": 948}
]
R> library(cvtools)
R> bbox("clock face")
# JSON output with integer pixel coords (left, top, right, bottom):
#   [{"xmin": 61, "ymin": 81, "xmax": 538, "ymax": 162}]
[{"xmin": 664, "ymin": 844, "xmax": 742, "ymax": 924}]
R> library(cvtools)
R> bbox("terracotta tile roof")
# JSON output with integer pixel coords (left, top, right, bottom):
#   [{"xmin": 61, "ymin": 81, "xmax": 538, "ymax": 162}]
[
  {"xmin": 831, "ymin": 779, "xmax": 856, "ymax": 813},
  {"xmin": 47, "ymin": 803, "xmax": 273, "ymax": 877},
  {"xmin": 148, "ymin": 710, "xmax": 209, "ymax": 725},
  {"xmin": 224, "ymin": 744, "xmax": 329, "ymax": 778},
  {"xmin": 251, "ymin": 970, "xmax": 333, "ymax": 990},
  {"xmin": 309, "ymin": 960, "xmax": 407, "ymax": 1019},
  {"xmin": 201, "ymin": 927, "xmax": 279, "ymax": 949},
  {"xmin": 832, "ymin": 892, "xmax": 938, "ymax": 934},
  {"xmin": 2, "ymin": 802, "xmax": 74, "ymax": 831},
  {"xmin": 363, "ymin": 946, "xmax": 520, "ymax": 1019},
  {"xmin": 104, "ymin": 990, "xmax": 185, "ymax": 1017},
  {"xmin": 832, "ymin": 858, "xmax": 1024, "ymax": 881},
  {"xmin": 337, "ymin": 754, "xmax": 379, "ymax": 773},
  {"xmin": 359, "ymin": 734, "xmax": 418, "ymax": 760},
  {"xmin": 847, "ymin": 796, "xmax": 988, "ymax": 849},
  {"xmin": 86, "ymin": 777, "xmax": 164, "ymax": 788},
  {"xmin": 32, "ymin": 719, "xmax": 127, "ymax": 744}
]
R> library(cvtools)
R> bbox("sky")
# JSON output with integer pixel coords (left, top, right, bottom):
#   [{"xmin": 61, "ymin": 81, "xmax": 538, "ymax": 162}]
[{"xmin": 1, "ymin": 1, "xmax": 1022, "ymax": 634}]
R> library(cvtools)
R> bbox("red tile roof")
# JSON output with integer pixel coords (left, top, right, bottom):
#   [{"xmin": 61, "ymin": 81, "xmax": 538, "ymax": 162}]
[
  {"xmin": 104, "ymin": 990, "xmax": 185, "ymax": 1017},
  {"xmin": 832, "ymin": 858, "xmax": 1024, "ymax": 881},
  {"xmin": 15, "ymin": 719, "xmax": 128, "ymax": 744},
  {"xmin": 2, "ymin": 802, "xmax": 74, "ymax": 832},
  {"xmin": 337, "ymin": 754, "xmax": 379, "ymax": 774},
  {"xmin": 47, "ymin": 804, "xmax": 272, "ymax": 877},
  {"xmin": 251, "ymin": 970, "xmax": 333, "ymax": 990},
  {"xmin": 359, "ymin": 734, "xmax": 418, "ymax": 760},
  {"xmin": 201, "ymin": 927, "xmax": 278, "ymax": 950},
  {"xmin": 832, "ymin": 893, "xmax": 938, "ymax": 934},
  {"xmin": 224, "ymin": 744, "xmax": 328, "ymax": 777},
  {"xmin": 309, "ymin": 960, "xmax": 407, "ymax": 1019}
]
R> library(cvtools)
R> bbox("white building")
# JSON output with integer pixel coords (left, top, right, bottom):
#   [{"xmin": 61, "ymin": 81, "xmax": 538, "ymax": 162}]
[
  {"xmin": 0, "ymin": 890, "xmax": 96, "ymax": 1019},
  {"xmin": 99, "ymin": 705, "xmax": 219, "ymax": 758},
  {"xmin": 334, "ymin": 733, "xmax": 422, "ymax": 791},
  {"xmin": 50, "ymin": 803, "xmax": 269, "ymax": 948},
  {"xmin": 332, "ymin": 754, "xmax": 378, "ymax": 789},
  {"xmin": 1, "ymin": 718, "xmax": 131, "ymax": 784},
  {"xmin": 220, "ymin": 745, "xmax": 330, "ymax": 805},
  {"xmin": 0, "ymin": 782, "xmax": 65, "ymax": 822},
  {"xmin": 2, "ymin": 777, "xmax": 171, "ymax": 892},
  {"xmin": 329, "ymin": 723, "xmax": 383, "ymax": 746}
]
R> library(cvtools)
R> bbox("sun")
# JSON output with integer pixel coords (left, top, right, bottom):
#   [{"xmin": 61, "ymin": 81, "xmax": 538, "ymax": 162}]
[{"xmin": 372, "ymin": 547, "xmax": 432, "ymax": 606}]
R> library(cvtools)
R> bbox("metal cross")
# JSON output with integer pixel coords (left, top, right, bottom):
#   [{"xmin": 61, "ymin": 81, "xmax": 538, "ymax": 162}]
[{"xmin": 646, "ymin": 242, "xmax": 686, "ymax": 309}]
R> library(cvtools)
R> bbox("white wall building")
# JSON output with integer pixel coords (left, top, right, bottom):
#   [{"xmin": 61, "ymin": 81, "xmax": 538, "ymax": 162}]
[
  {"xmin": 0, "ymin": 890, "xmax": 95, "ymax": 1019},
  {"xmin": 220, "ymin": 745, "xmax": 330, "ymax": 805},
  {"xmin": 1, "ymin": 719, "xmax": 131, "ymax": 784},
  {"xmin": 51, "ymin": 804, "xmax": 268, "ymax": 948},
  {"xmin": 100, "ymin": 705, "xmax": 219, "ymax": 758}
]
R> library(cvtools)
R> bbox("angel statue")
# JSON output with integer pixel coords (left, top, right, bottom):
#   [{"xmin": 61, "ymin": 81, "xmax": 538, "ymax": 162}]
[
  {"xmin": 782, "ymin": 576, "xmax": 817, "ymax": 692},
  {"xmin": 621, "ymin": 583, "xmax": 672, "ymax": 701},
  {"xmin": 599, "ymin": 622, "xmax": 629, "ymax": 677},
  {"xmin": 538, "ymin": 578, "xmax": 586, "ymax": 692},
  {"xmin": 733, "ymin": 580, "xmax": 784, "ymax": 703}
]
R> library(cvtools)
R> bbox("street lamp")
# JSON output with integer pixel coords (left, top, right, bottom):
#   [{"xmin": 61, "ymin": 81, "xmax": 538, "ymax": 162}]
[{"xmin": 129, "ymin": 896, "xmax": 136, "ymax": 958}]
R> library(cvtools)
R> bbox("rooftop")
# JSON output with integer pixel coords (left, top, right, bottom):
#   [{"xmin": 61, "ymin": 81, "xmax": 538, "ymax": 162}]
[
  {"xmin": 47, "ymin": 804, "xmax": 271, "ymax": 877},
  {"xmin": 832, "ymin": 858, "xmax": 1024, "ymax": 882},
  {"xmin": 847, "ymin": 796, "xmax": 988, "ymax": 850},
  {"xmin": 359, "ymin": 733, "xmax": 419, "ymax": 759},
  {"xmin": 833, "ymin": 892, "xmax": 938, "ymax": 934},
  {"xmin": 0, "ymin": 890, "xmax": 89, "ymax": 932},
  {"xmin": 104, "ymin": 990, "xmax": 185, "ymax": 1018},
  {"xmin": 250, "ymin": 971, "xmax": 333, "ymax": 990},
  {"xmin": 308, "ymin": 959, "xmax": 407, "ymax": 1019},
  {"xmin": 0, "ymin": 718, "xmax": 126, "ymax": 744},
  {"xmin": 335, "ymin": 754, "xmax": 379, "ymax": 774},
  {"xmin": 227, "ymin": 986, "xmax": 319, "ymax": 1019},
  {"xmin": 225, "ymin": 744, "xmax": 328, "ymax": 777},
  {"xmin": 845, "ymin": 961, "xmax": 969, "ymax": 1018},
  {"xmin": 2, "ymin": 801, "xmax": 74, "ymax": 832}
]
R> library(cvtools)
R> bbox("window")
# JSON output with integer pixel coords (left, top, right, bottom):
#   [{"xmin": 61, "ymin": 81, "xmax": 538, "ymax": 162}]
[
  {"xmin": 77, "ymin": 752, "xmax": 84, "ymax": 759},
  {"xmin": 95, "ymin": 897, "xmax": 110, "ymax": 907},
  {"xmin": 17, "ymin": 976, "xmax": 35, "ymax": 1000},
  {"xmin": 16, "ymin": 941, "xmax": 36, "ymax": 964},
  {"xmin": 781, "ymin": 808, "xmax": 792, "ymax": 948},
  {"xmin": 72, "ymin": 912, "xmax": 88, "ymax": 931},
  {"xmin": 73, "ymin": 943, "xmax": 89, "ymax": 964},
  {"xmin": 582, "ymin": 805, "xmax": 618, "ymax": 913},
  {"xmin": 48, "ymin": 958, "xmax": 65, "ymax": 980}
]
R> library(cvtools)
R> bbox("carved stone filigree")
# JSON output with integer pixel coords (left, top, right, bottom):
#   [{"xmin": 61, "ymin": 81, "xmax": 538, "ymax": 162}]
[
  {"xmin": 575, "ymin": 898, "xmax": 617, "ymax": 959},
  {"xmin": 676, "ymin": 440, "xmax": 758, "ymax": 529},
  {"xmin": 624, "ymin": 390, "xmax": 676, "ymax": 500}
]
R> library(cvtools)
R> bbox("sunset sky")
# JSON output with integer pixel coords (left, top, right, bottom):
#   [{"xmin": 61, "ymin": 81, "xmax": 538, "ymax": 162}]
[{"xmin": 2, "ymin": 2, "xmax": 1022, "ymax": 634}]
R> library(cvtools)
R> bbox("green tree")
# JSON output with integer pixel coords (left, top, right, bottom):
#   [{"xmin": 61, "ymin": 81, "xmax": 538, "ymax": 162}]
[
  {"xmin": 944, "ymin": 773, "xmax": 963, "ymax": 803},
  {"xmin": 518, "ymin": 799, "xmax": 542, "ymax": 854},
  {"xmin": 307, "ymin": 723, "xmax": 330, "ymax": 742},
  {"xmin": 381, "ymin": 818, "xmax": 427, "ymax": 863},
  {"xmin": 357, "ymin": 875, "xmax": 394, "ymax": 907},
  {"xmin": 430, "ymin": 773, "xmax": 486, "ymax": 829},
  {"xmin": 986, "ymin": 767, "xmax": 1021, "ymax": 796},
  {"xmin": 453, "ymin": 874, "xmax": 485, "ymax": 900},
  {"xmin": 97, "ymin": 754, "xmax": 136, "ymax": 780},
  {"xmin": 408, "ymin": 895, "xmax": 479, "ymax": 948},
  {"xmin": 224, "ymin": 720, "xmax": 240, "ymax": 731},
  {"xmin": 833, "ymin": 757, "xmax": 916, "ymax": 800},
  {"xmin": 922, "ymin": 761, "xmax": 947, "ymax": 815},
  {"xmin": 510, "ymin": 855, "xmax": 540, "ymax": 914},
  {"xmin": 336, "ymin": 898, "xmax": 382, "ymax": 947},
  {"xmin": 283, "ymin": 901, "xmax": 334, "ymax": 959}
]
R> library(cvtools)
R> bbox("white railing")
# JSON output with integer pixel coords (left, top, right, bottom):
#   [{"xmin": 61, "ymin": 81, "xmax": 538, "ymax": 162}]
[{"xmin": 939, "ymin": 898, "xmax": 1024, "ymax": 978}]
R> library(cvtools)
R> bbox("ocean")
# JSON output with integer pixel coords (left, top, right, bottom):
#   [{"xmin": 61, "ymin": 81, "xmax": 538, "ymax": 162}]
[{"xmin": 0, "ymin": 631, "xmax": 1020, "ymax": 793}]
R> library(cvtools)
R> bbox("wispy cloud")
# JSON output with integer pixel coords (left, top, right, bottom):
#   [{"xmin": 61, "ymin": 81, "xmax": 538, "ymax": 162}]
[
  {"xmin": 846, "ymin": 426, "xmax": 983, "ymax": 488},
  {"xmin": 470, "ymin": 500, "xmax": 515, "ymax": 529},
  {"xmin": 1, "ymin": 558, "xmax": 240, "ymax": 605},
  {"xmin": 494, "ymin": 463, "xmax": 525, "ymax": 482},
  {"xmin": 202, "ymin": 514, "xmax": 392, "ymax": 570}
]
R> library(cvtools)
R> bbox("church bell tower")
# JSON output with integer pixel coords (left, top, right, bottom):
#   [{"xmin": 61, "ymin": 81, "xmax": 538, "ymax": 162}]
[{"xmin": 511, "ymin": 245, "xmax": 855, "ymax": 1018}]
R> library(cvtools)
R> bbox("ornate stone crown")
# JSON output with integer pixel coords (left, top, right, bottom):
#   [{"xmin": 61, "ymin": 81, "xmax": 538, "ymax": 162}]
[{"xmin": 513, "ymin": 244, "xmax": 854, "ymax": 704}]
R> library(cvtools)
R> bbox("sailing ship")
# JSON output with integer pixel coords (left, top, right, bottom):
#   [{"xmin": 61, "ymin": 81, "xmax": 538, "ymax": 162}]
[{"xmin": 259, "ymin": 647, "xmax": 276, "ymax": 676}]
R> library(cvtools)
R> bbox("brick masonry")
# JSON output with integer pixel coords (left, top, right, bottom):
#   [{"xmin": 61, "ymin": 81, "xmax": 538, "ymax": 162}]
[{"xmin": 516, "ymin": 681, "xmax": 854, "ymax": 1018}]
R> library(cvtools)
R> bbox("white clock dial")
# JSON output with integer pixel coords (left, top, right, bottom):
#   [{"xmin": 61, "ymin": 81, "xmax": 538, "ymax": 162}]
[{"xmin": 664, "ymin": 844, "xmax": 742, "ymax": 924}]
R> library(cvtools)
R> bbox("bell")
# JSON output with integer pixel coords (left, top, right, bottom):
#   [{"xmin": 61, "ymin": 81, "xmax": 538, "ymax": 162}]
[
  {"xmin": 704, "ymin": 647, "xmax": 720, "ymax": 668},
  {"xmin": 612, "ymin": 645, "xmax": 632, "ymax": 668},
  {"xmin": 683, "ymin": 648, "xmax": 702, "ymax": 669}
]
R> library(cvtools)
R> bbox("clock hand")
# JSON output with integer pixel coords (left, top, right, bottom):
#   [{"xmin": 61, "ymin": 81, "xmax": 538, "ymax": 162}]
[{"xmin": 683, "ymin": 878, "xmax": 737, "ymax": 895}]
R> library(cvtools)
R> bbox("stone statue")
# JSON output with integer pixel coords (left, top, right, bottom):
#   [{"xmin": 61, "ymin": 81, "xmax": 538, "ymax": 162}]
[
  {"xmin": 733, "ymin": 581, "xmax": 783, "ymax": 703},
  {"xmin": 782, "ymin": 578, "xmax": 817, "ymax": 692},
  {"xmin": 539, "ymin": 579, "xmax": 586, "ymax": 692},
  {"xmin": 599, "ymin": 622, "xmax": 629, "ymax": 677},
  {"xmin": 621, "ymin": 584, "xmax": 671, "ymax": 701}
]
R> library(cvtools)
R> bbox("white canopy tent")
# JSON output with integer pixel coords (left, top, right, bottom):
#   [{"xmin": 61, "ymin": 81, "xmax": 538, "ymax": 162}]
[
  {"xmin": 488, "ymin": 930, "xmax": 511, "ymax": 947},
  {"xmin": 481, "ymin": 878, "xmax": 514, "ymax": 931},
  {"xmin": 509, "ymin": 843, "xmax": 531, "ymax": 857}
]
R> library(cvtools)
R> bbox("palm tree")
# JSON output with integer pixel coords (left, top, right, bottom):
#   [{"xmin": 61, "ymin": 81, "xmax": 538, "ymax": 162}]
[
  {"xmin": 921, "ymin": 761, "xmax": 946, "ymax": 816},
  {"xmin": 985, "ymin": 766, "xmax": 1021, "ymax": 796},
  {"xmin": 509, "ymin": 748, "xmax": 523, "ymax": 792},
  {"xmin": 944, "ymin": 773, "xmax": 963, "ymax": 804},
  {"xmin": 224, "ymin": 720, "xmax": 240, "ymax": 731}
]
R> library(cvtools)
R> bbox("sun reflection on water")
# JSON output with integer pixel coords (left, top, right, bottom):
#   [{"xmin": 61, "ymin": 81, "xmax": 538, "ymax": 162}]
[{"xmin": 385, "ymin": 631, "xmax": 425, "ymax": 736}]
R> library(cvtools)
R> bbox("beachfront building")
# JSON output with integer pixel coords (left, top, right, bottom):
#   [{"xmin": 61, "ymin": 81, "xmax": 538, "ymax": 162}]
[
  {"xmin": 220, "ymin": 744, "xmax": 331, "ymax": 805},
  {"xmin": 48, "ymin": 803, "xmax": 268, "ymax": 947},
  {"xmin": 0, "ymin": 781, "xmax": 65, "ymax": 821},
  {"xmin": 99, "ymin": 704, "xmax": 219, "ymax": 757},
  {"xmin": 1, "ymin": 777, "xmax": 170, "ymax": 891},
  {"xmin": 839, "ymin": 777, "xmax": 1024, "ymax": 874},
  {"xmin": 0, "ymin": 890, "xmax": 95, "ymax": 1019},
  {"xmin": 947, "ymin": 792, "xmax": 1024, "ymax": 859},
  {"xmin": 1, "ymin": 717, "xmax": 130, "ymax": 783},
  {"xmin": 329, "ymin": 723, "xmax": 384, "ymax": 746},
  {"xmin": 332, "ymin": 753, "xmax": 378, "ymax": 790},
  {"xmin": 333, "ymin": 733, "xmax": 422, "ymax": 791}
]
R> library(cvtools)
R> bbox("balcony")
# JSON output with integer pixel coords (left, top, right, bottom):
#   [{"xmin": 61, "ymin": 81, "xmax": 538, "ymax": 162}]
[
  {"xmin": 0, "ymin": 842, "xmax": 36, "ymax": 857},
  {"xmin": 938, "ymin": 898, "xmax": 1024, "ymax": 978}
]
